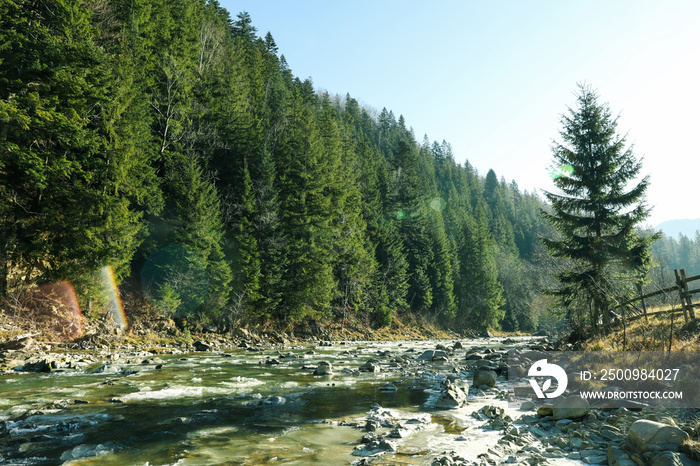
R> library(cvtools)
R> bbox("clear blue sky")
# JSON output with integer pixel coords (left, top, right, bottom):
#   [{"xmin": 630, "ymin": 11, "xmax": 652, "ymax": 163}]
[{"xmin": 220, "ymin": 0, "xmax": 699, "ymax": 227}]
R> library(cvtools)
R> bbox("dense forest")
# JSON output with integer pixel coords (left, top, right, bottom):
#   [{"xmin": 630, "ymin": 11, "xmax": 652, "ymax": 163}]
[
  {"xmin": 0, "ymin": 0, "xmax": 689, "ymax": 335},
  {"xmin": 648, "ymin": 232, "xmax": 700, "ymax": 287}
]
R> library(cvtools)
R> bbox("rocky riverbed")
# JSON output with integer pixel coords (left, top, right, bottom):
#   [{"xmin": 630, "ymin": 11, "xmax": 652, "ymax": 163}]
[{"xmin": 0, "ymin": 334, "xmax": 698, "ymax": 465}]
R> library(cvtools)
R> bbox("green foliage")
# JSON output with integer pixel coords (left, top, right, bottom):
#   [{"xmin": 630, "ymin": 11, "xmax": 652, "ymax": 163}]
[
  {"xmin": 1, "ymin": 0, "xmax": 562, "ymax": 334},
  {"xmin": 141, "ymin": 243, "xmax": 209, "ymax": 317},
  {"xmin": 542, "ymin": 84, "xmax": 658, "ymax": 333},
  {"xmin": 0, "ymin": 0, "xmax": 153, "ymax": 296}
]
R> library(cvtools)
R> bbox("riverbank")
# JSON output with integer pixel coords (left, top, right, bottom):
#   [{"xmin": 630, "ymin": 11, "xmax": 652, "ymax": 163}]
[{"xmin": 0, "ymin": 302, "xmax": 466, "ymax": 351}]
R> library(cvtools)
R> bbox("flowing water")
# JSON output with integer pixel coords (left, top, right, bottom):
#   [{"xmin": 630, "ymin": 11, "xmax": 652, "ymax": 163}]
[{"xmin": 0, "ymin": 337, "xmax": 582, "ymax": 465}]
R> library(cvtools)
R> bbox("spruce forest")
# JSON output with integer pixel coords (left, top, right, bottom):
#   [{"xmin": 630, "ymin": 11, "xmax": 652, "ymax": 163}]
[{"xmin": 2, "ymin": 0, "xmax": 685, "ymax": 335}]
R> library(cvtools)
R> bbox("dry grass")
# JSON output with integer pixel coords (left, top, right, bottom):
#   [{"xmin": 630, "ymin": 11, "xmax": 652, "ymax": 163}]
[
  {"xmin": 0, "ymin": 283, "xmax": 85, "ymax": 342},
  {"xmin": 680, "ymin": 439, "xmax": 700, "ymax": 461},
  {"xmin": 583, "ymin": 312, "xmax": 700, "ymax": 352}
]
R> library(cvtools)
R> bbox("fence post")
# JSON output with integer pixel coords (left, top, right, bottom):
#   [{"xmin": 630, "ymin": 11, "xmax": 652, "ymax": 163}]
[
  {"xmin": 679, "ymin": 269, "xmax": 695, "ymax": 320},
  {"xmin": 622, "ymin": 303, "xmax": 627, "ymax": 350},
  {"xmin": 674, "ymin": 269, "xmax": 690, "ymax": 323},
  {"xmin": 636, "ymin": 283, "xmax": 648, "ymax": 323}
]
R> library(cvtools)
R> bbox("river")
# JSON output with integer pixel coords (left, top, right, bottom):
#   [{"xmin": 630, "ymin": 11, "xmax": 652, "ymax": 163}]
[{"xmin": 0, "ymin": 336, "xmax": 590, "ymax": 465}]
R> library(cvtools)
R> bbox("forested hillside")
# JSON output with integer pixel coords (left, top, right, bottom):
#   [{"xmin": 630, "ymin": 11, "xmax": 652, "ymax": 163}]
[
  {"xmin": 648, "ymin": 232, "xmax": 700, "ymax": 284},
  {"xmin": 1, "ymin": 0, "xmax": 557, "ymax": 333}
]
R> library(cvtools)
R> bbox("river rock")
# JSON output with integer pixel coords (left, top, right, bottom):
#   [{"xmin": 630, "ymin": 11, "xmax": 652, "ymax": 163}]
[
  {"xmin": 313, "ymin": 362, "xmax": 333, "ymax": 376},
  {"xmin": 537, "ymin": 404, "xmax": 553, "ymax": 416},
  {"xmin": 359, "ymin": 360, "xmax": 380, "ymax": 373},
  {"xmin": 379, "ymin": 383, "xmax": 397, "ymax": 391},
  {"xmin": 435, "ymin": 381, "xmax": 468, "ymax": 409},
  {"xmin": 627, "ymin": 419, "xmax": 689, "ymax": 452},
  {"xmin": 23, "ymin": 358, "xmax": 58, "ymax": 373},
  {"xmin": 580, "ymin": 451, "xmax": 608, "ymax": 464},
  {"xmin": 607, "ymin": 445, "xmax": 638, "ymax": 466},
  {"xmin": 418, "ymin": 350, "xmax": 435, "ymax": 361},
  {"xmin": 520, "ymin": 401, "xmax": 535, "ymax": 410},
  {"xmin": 552, "ymin": 395, "xmax": 590, "ymax": 420},
  {"xmin": 473, "ymin": 370, "xmax": 497, "ymax": 388},
  {"xmin": 648, "ymin": 451, "xmax": 697, "ymax": 466},
  {"xmin": 0, "ymin": 335, "xmax": 41, "ymax": 352},
  {"xmin": 193, "ymin": 341, "xmax": 211, "ymax": 351},
  {"xmin": 352, "ymin": 438, "xmax": 396, "ymax": 457}
]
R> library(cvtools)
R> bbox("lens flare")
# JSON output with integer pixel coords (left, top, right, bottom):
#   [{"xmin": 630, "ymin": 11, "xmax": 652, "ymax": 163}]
[
  {"xmin": 429, "ymin": 197, "xmax": 446, "ymax": 212},
  {"xmin": 38, "ymin": 281, "xmax": 84, "ymax": 340},
  {"xmin": 102, "ymin": 265, "xmax": 128, "ymax": 331},
  {"xmin": 396, "ymin": 210, "xmax": 406, "ymax": 220},
  {"xmin": 550, "ymin": 164, "xmax": 574, "ymax": 180}
]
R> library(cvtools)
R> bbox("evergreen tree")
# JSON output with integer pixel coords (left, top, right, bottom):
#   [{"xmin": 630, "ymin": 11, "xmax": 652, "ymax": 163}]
[
  {"xmin": 455, "ymin": 203, "xmax": 505, "ymax": 329},
  {"xmin": 0, "ymin": 0, "xmax": 152, "ymax": 296},
  {"xmin": 150, "ymin": 154, "xmax": 232, "ymax": 321},
  {"xmin": 275, "ymin": 98, "xmax": 336, "ymax": 319},
  {"xmin": 542, "ymin": 84, "xmax": 657, "ymax": 333}
]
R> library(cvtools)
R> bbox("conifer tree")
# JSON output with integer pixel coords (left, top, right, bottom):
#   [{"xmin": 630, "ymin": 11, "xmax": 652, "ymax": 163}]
[
  {"xmin": 542, "ymin": 84, "xmax": 657, "ymax": 333},
  {"xmin": 152, "ymin": 154, "xmax": 232, "ymax": 321},
  {"xmin": 275, "ymin": 98, "xmax": 336, "ymax": 319},
  {"xmin": 0, "ymin": 0, "xmax": 151, "ymax": 295},
  {"xmin": 455, "ymin": 203, "xmax": 505, "ymax": 329}
]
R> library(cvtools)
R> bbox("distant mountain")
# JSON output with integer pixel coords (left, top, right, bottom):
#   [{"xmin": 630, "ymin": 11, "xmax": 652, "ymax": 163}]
[{"xmin": 655, "ymin": 218, "xmax": 700, "ymax": 238}]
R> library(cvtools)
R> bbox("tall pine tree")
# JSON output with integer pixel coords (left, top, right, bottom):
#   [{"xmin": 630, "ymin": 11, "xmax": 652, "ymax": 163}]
[{"xmin": 542, "ymin": 84, "xmax": 657, "ymax": 334}]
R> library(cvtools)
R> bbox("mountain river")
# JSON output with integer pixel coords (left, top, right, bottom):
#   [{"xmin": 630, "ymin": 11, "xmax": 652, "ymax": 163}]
[{"xmin": 0, "ymin": 336, "xmax": 589, "ymax": 465}]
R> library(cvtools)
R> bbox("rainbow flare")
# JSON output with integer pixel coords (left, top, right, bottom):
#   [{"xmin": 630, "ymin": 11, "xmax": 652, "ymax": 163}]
[{"xmin": 102, "ymin": 266, "xmax": 128, "ymax": 330}]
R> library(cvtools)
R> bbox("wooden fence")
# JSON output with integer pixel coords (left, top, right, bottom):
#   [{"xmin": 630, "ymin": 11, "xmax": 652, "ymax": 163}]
[
  {"xmin": 611, "ymin": 268, "xmax": 700, "ymax": 324},
  {"xmin": 610, "ymin": 269, "xmax": 700, "ymax": 349}
]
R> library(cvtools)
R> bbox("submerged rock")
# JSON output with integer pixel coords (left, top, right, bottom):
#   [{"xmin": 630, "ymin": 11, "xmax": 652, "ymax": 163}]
[
  {"xmin": 313, "ymin": 362, "xmax": 333, "ymax": 376},
  {"xmin": 261, "ymin": 395, "xmax": 286, "ymax": 406}
]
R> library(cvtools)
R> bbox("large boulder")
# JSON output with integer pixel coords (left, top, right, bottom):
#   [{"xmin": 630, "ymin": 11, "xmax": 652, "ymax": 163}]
[
  {"xmin": 193, "ymin": 340, "xmax": 211, "ymax": 351},
  {"xmin": 552, "ymin": 395, "xmax": 590, "ymax": 420},
  {"xmin": 627, "ymin": 420, "xmax": 689, "ymax": 452},
  {"xmin": 23, "ymin": 358, "xmax": 58, "ymax": 373},
  {"xmin": 472, "ymin": 370, "xmax": 497, "ymax": 388},
  {"xmin": 435, "ymin": 381, "xmax": 469, "ymax": 409}
]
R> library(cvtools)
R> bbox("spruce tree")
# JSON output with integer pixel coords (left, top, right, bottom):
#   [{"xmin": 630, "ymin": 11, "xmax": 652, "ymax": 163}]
[
  {"xmin": 542, "ymin": 84, "xmax": 657, "ymax": 333},
  {"xmin": 0, "ymin": 0, "xmax": 151, "ymax": 295},
  {"xmin": 455, "ymin": 203, "xmax": 505, "ymax": 329}
]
